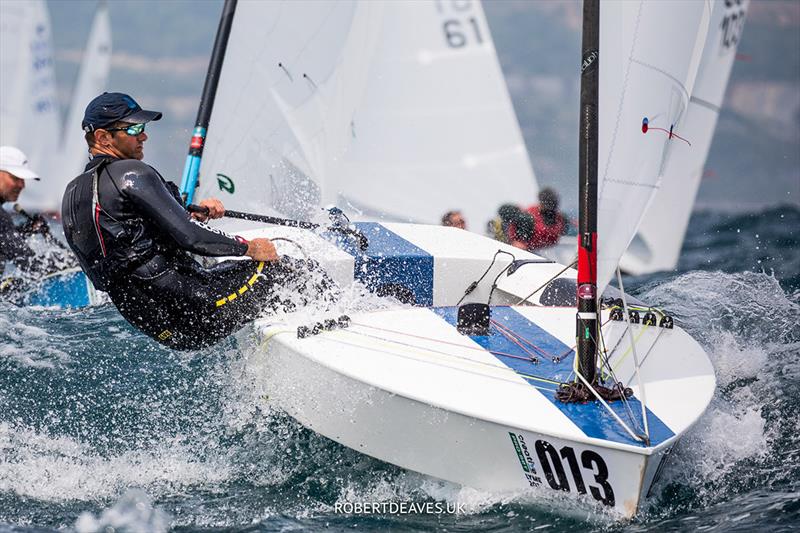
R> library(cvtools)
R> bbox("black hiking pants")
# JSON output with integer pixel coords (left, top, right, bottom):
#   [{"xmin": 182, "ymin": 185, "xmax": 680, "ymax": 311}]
[{"xmin": 107, "ymin": 256, "xmax": 335, "ymax": 350}]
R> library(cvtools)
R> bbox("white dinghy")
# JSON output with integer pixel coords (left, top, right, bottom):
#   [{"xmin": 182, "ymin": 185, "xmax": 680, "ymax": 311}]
[
  {"xmin": 238, "ymin": 221, "xmax": 714, "ymax": 518},
  {"xmin": 180, "ymin": 0, "xmax": 717, "ymax": 518}
]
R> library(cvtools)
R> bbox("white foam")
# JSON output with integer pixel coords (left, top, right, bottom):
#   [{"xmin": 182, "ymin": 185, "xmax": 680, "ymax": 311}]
[
  {"xmin": 74, "ymin": 489, "xmax": 171, "ymax": 533},
  {"xmin": 638, "ymin": 271, "xmax": 798, "ymax": 500},
  {"xmin": 0, "ymin": 310, "xmax": 70, "ymax": 367},
  {"xmin": 0, "ymin": 423, "xmax": 231, "ymax": 502}
]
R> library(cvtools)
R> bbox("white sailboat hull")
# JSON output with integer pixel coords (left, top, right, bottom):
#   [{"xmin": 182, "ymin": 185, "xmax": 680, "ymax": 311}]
[
  {"xmin": 231, "ymin": 223, "xmax": 714, "ymax": 518},
  {"xmin": 261, "ymin": 328, "xmax": 679, "ymax": 518}
]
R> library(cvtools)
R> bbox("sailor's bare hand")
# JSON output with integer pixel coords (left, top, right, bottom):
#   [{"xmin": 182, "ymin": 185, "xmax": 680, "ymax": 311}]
[
  {"xmin": 192, "ymin": 198, "xmax": 225, "ymax": 221},
  {"xmin": 245, "ymin": 238, "xmax": 279, "ymax": 262}
]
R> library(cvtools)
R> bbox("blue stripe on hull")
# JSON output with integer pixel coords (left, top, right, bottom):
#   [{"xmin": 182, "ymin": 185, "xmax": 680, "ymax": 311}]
[
  {"xmin": 434, "ymin": 306, "xmax": 674, "ymax": 447},
  {"xmin": 26, "ymin": 271, "xmax": 92, "ymax": 308},
  {"xmin": 328, "ymin": 222, "xmax": 434, "ymax": 306}
]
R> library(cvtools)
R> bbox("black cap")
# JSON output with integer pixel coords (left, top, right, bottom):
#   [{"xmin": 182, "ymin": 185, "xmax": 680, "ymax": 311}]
[{"xmin": 82, "ymin": 92, "xmax": 162, "ymax": 132}]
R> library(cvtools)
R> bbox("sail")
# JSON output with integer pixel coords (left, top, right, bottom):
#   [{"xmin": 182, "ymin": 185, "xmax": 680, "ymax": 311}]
[
  {"xmin": 56, "ymin": 1, "xmax": 113, "ymax": 192},
  {"xmin": 596, "ymin": 0, "xmax": 711, "ymax": 292},
  {"xmin": 620, "ymin": 0, "xmax": 747, "ymax": 274},
  {"xmin": 0, "ymin": 0, "xmax": 60, "ymax": 209},
  {"xmin": 196, "ymin": 0, "xmax": 537, "ymax": 232}
]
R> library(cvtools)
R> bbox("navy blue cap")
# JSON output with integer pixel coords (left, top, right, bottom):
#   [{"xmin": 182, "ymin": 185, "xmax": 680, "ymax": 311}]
[{"xmin": 82, "ymin": 92, "xmax": 162, "ymax": 132}]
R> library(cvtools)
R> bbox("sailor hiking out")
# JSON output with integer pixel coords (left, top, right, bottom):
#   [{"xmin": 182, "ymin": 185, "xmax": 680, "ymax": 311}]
[{"xmin": 61, "ymin": 92, "xmax": 334, "ymax": 350}]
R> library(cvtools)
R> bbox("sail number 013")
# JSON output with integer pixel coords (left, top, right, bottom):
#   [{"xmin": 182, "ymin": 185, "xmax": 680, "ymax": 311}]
[{"xmin": 512, "ymin": 433, "xmax": 616, "ymax": 506}]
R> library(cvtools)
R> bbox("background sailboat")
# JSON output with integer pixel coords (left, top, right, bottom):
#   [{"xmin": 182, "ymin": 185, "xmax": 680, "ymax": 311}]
[
  {"xmin": 621, "ymin": 0, "xmax": 749, "ymax": 274},
  {"xmin": 190, "ymin": 0, "xmax": 537, "ymax": 230},
  {"xmin": 0, "ymin": 0, "xmax": 111, "ymax": 214},
  {"xmin": 0, "ymin": 0, "xmax": 61, "ymax": 198},
  {"xmin": 56, "ymin": 1, "xmax": 113, "ymax": 192}
]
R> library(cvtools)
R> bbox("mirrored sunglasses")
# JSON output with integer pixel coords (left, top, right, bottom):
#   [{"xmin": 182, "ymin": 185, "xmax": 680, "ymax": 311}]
[{"xmin": 105, "ymin": 123, "xmax": 146, "ymax": 136}]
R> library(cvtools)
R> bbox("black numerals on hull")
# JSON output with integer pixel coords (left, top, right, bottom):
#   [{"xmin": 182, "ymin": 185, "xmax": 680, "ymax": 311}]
[
  {"xmin": 534, "ymin": 440, "xmax": 615, "ymax": 507},
  {"xmin": 561, "ymin": 446, "xmax": 588, "ymax": 495},
  {"xmin": 535, "ymin": 440, "xmax": 570, "ymax": 491},
  {"xmin": 581, "ymin": 449, "xmax": 615, "ymax": 506}
]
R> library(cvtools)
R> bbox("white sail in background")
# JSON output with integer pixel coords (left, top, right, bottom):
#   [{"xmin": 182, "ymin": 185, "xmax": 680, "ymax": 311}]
[
  {"xmin": 620, "ymin": 0, "xmax": 747, "ymax": 274},
  {"xmin": 596, "ymin": 0, "xmax": 711, "ymax": 292},
  {"xmin": 0, "ymin": 0, "xmax": 60, "ymax": 209},
  {"xmin": 57, "ymin": 1, "xmax": 113, "ymax": 187},
  {"xmin": 0, "ymin": 0, "xmax": 111, "ymax": 213},
  {"xmin": 332, "ymin": 0, "xmax": 537, "ymax": 227},
  {"xmin": 196, "ymin": 0, "xmax": 537, "ymax": 231}
]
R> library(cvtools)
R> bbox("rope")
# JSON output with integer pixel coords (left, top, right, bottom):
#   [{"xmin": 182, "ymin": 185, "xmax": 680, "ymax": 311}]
[
  {"xmin": 456, "ymin": 249, "xmax": 516, "ymax": 307},
  {"xmin": 514, "ymin": 260, "xmax": 577, "ymax": 305},
  {"xmin": 350, "ymin": 320, "xmax": 566, "ymax": 372},
  {"xmin": 491, "ymin": 319, "xmax": 559, "ymax": 363},
  {"xmin": 329, "ymin": 327, "xmax": 563, "ymax": 388}
]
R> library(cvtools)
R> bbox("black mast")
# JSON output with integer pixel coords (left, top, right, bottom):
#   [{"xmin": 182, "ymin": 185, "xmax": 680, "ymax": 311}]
[
  {"xmin": 576, "ymin": 0, "xmax": 599, "ymax": 385},
  {"xmin": 179, "ymin": 0, "xmax": 238, "ymax": 203}
]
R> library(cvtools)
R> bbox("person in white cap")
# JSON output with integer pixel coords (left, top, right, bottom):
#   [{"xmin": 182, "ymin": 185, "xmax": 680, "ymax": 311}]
[
  {"xmin": 0, "ymin": 145, "xmax": 39, "ymax": 198},
  {"xmin": 1, "ymin": 146, "xmax": 42, "ymax": 272},
  {"xmin": 1, "ymin": 146, "xmax": 71, "ymax": 294}
]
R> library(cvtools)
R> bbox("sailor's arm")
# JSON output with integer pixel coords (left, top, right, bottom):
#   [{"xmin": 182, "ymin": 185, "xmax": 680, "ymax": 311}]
[{"xmin": 119, "ymin": 163, "xmax": 252, "ymax": 257}]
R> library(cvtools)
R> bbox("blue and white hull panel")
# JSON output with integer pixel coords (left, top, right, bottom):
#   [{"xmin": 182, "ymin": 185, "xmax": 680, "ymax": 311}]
[{"xmin": 231, "ymin": 223, "xmax": 715, "ymax": 518}]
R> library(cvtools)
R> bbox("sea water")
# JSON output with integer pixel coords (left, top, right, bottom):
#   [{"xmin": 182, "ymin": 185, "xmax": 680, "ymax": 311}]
[{"xmin": 1, "ymin": 205, "xmax": 798, "ymax": 532}]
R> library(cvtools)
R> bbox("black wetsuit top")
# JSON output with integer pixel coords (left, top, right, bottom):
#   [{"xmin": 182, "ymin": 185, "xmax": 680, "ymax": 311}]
[
  {"xmin": 0, "ymin": 207, "xmax": 38, "ymax": 273},
  {"xmin": 61, "ymin": 155, "xmax": 335, "ymax": 350},
  {"xmin": 1, "ymin": 206, "xmax": 74, "ymax": 300},
  {"xmin": 62, "ymin": 155, "xmax": 249, "ymax": 289}
]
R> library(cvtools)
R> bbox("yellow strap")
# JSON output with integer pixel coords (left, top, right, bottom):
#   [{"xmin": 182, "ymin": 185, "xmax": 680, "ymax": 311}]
[{"xmin": 216, "ymin": 261, "xmax": 267, "ymax": 307}]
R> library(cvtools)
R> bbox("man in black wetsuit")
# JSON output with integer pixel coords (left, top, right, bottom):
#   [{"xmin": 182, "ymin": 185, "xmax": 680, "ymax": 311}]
[
  {"xmin": 1, "ymin": 146, "xmax": 73, "ymax": 298},
  {"xmin": 62, "ymin": 92, "xmax": 329, "ymax": 350}
]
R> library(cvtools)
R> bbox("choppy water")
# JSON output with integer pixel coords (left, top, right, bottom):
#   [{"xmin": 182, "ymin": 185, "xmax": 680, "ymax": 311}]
[{"xmin": 1, "ymin": 205, "xmax": 798, "ymax": 532}]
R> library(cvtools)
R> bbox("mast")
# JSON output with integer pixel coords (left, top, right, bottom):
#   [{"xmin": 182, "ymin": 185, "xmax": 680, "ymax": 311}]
[
  {"xmin": 179, "ymin": 0, "xmax": 238, "ymax": 204},
  {"xmin": 576, "ymin": 0, "xmax": 599, "ymax": 385}
]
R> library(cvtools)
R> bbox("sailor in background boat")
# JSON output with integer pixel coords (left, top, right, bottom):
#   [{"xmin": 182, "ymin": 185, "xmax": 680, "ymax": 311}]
[
  {"xmin": 0, "ymin": 146, "xmax": 74, "ymax": 299},
  {"xmin": 61, "ymin": 92, "xmax": 334, "ymax": 350},
  {"xmin": 487, "ymin": 189, "xmax": 572, "ymax": 252},
  {"xmin": 526, "ymin": 187, "xmax": 570, "ymax": 249},
  {"xmin": 441, "ymin": 210, "xmax": 466, "ymax": 230}
]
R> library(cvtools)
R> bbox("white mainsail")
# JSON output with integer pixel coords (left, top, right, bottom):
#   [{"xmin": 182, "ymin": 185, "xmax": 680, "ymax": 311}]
[
  {"xmin": 620, "ymin": 0, "xmax": 747, "ymax": 274},
  {"xmin": 0, "ymin": 0, "xmax": 60, "ymax": 207},
  {"xmin": 596, "ymin": 0, "xmax": 711, "ymax": 292},
  {"xmin": 196, "ymin": 0, "xmax": 537, "ymax": 231}
]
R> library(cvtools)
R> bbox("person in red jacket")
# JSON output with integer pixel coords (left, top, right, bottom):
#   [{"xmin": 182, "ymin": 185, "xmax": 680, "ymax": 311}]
[
  {"xmin": 525, "ymin": 187, "xmax": 570, "ymax": 249},
  {"xmin": 493, "ymin": 188, "xmax": 571, "ymax": 252}
]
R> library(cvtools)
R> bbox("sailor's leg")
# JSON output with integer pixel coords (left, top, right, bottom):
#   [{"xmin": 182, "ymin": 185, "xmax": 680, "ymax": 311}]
[{"xmin": 109, "ymin": 258, "xmax": 338, "ymax": 350}]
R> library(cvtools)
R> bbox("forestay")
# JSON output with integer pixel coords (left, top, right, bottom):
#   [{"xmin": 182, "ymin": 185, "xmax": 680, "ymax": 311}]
[
  {"xmin": 597, "ymin": 0, "xmax": 710, "ymax": 292},
  {"xmin": 196, "ymin": 0, "xmax": 537, "ymax": 231},
  {"xmin": 621, "ymin": 0, "xmax": 747, "ymax": 274},
  {"xmin": 0, "ymin": 0, "xmax": 60, "ymax": 210}
]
